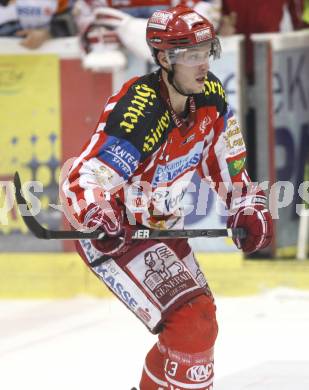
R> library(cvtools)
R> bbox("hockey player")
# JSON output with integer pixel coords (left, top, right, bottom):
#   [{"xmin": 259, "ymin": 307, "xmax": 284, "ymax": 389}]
[{"xmin": 62, "ymin": 5, "xmax": 273, "ymax": 389}]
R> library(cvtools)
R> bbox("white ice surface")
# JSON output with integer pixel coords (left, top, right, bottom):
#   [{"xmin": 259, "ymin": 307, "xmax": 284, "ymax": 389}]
[{"xmin": 1, "ymin": 288, "xmax": 309, "ymax": 390}]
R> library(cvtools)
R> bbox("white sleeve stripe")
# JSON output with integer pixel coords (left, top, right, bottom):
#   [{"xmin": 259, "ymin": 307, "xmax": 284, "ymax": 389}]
[
  {"xmin": 104, "ymin": 102, "xmax": 116, "ymax": 111},
  {"xmin": 96, "ymin": 123, "xmax": 106, "ymax": 132},
  {"xmin": 62, "ymin": 177, "xmax": 81, "ymax": 215},
  {"xmin": 70, "ymin": 133, "xmax": 100, "ymax": 174},
  {"xmin": 83, "ymin": 188, "xmax": 96, "ymax": 205},
  {"xmin": 214, "ymin": 134, "xmax": 232, "ymax": 185},
  {"xmin": 63, "ymin": 134, "xmax": 101, "ymax": 216}
]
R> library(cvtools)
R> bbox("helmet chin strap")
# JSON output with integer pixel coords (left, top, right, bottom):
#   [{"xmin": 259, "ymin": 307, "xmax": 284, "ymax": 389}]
[{"xmin": 161, "ymin": 65, "xmax": 193, "ymax": 97}]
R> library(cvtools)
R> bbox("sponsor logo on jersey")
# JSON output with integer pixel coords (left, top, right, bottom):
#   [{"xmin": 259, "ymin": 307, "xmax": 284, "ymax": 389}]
[
  {"xmin": 120, "ymin": 84, "xmax": 157, "ymax": 133},
  {"xmin": 148, "ymin": 10, "xmax": 171, "ymax": 30},
  {"xmin": 93, "ymin": 165, "xmax": 115, "ymax": 186},
  {"xmin": 132, "ymin": 197, "xmax": 146, "ymax": 209},
  {"xmin": 143, "ymin": 110, "xmax": 170, "ymax": 152},
  {"xmin": 204, "ymin": 79, "xmax": 226, "ymax": 101},
  {"xmin": 199, "ymin": 115, "xmax": 212, "ymax": 133},
  {"xmin": 186, "ymin": 363, "xmax": 214, "ymax": 382},
  {"xmin": 17, "ymin": 1, "xmax": 56, "ymax": 28},
  {"xmin": 80, "ymin": 239, "xmax": 105, "ymax": 264},
  {"xmin": 164, "ymin": 189, "xmax": 186, "ymax": 213},
  {"xmin": 151, "ymin": 187, "xmax": 186, "ymax": 213},
  {"xmin": 181, "ymin": 133, "xmax": 195, "ymax": 145},
  {"xmin": 151, "ymin": 143, "xmax": 202, "ymax": 187},
  {"xmin": 99, "ymin": 136, "xmax": 140, "ymax": 179},
  {"xmin": 17, "ymin": 5, "xmax": 53, "ymax": 17},
  {"xmin": 95, "ymin": 262, "xmax": 138, "ymax": 310},
  {"xmin": 136, "ymin": 307, "xmax": 151, "ymax": 323},
  {"xmin": 223, "ymin": 116, "xmax": 246, "ymax": 157},
  {"xmin": 126, "ymin": 184, "xmax": 148, "ymax": 212},
  {"xmin": 142, "ymin": 245, "xmax": 197, "ymax": 306},
  {"xmin": 195, "ymin": 28, "xmax": 212, "ymax": 43}
]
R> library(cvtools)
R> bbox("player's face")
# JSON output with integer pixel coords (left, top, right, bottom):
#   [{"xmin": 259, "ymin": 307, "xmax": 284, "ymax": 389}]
[
  {"xmin": 169, "ymin": 44, "xmax": 211, "ymax": 94},
  {"xmin": 173, "ymin": 60, "xmax": 209, "ymax": 94}
]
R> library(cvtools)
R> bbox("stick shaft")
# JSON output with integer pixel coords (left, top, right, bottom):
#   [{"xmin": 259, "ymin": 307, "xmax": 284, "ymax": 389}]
[{"xmin": 14, "ymin": 172, "xmax": 247, "ymax": 241}]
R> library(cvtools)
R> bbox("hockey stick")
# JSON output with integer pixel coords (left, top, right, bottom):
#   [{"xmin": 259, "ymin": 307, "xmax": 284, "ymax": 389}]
[{"xmin": 14, "ymin": 172, "xmax": 246, "ymax": 241}]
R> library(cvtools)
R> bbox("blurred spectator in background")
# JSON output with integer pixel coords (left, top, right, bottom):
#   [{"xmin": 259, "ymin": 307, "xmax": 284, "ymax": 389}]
[
  {"xmin": 74, "ymin": 0, "xmax": 222, "ymax": 21},
  {"xmin": 303, "ymin": 0, "xmax": 309, "ymax": 22},
  {"xmin": 216, "ymin": 0, "xmax": 309, "ymax": 185},
  {"xmin": 218, "ymin": 0, "xmax": 308, "ymax": 81},
  {"xmin": 0, "ymin": 0, "xmax": 18, "ymax": 35},
  {"xmin": 73, "ymin": 0, "xmax": 222, "ymax": 70},
  {"xmin": 0, "ymin": 0, "xmax": 77, "ymax": 49}
]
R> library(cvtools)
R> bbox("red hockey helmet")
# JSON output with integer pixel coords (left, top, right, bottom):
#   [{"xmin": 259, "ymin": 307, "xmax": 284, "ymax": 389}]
[{"xmin": 146, "ymin": 5, "xmax": 221, "ymax": 64}]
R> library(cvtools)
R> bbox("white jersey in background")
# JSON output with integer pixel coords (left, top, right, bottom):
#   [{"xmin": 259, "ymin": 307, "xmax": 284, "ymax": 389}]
[{"xmin": 74, "ymin": 0, "xmax": 222, "ymax": 66}]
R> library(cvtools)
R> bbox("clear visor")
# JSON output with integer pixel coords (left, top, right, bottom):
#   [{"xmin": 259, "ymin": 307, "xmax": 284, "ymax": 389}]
[{"xmin": 166, "ymin": 39, "xmax": 221, "ymax": 67}]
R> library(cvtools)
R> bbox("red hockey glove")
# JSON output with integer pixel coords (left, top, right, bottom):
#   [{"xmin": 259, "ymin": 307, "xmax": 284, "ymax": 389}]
[
  {"xmin": 227, "ymin": 190, "xmax": 273, "ymax": 254},
  {"xmin": 83, "ymin": 200, "xmax": 132, "ymax": 257}
]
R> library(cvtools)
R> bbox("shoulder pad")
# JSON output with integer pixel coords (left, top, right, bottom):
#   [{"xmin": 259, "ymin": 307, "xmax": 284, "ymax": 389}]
[{"xmin": 104, "ymin": 73, "xmax": 172, "ymax": 159}]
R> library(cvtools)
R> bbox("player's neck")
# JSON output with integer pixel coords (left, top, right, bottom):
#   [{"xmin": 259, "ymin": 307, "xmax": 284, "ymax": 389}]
[{"xmin": 162, "ymin": 70, "xmax": 188, "ymax": 114}]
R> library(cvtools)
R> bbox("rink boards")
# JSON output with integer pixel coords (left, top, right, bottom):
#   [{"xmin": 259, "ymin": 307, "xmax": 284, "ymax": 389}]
[{"xmin": 0, "ymin": 252, "xmax": 309, "ymax": 299}]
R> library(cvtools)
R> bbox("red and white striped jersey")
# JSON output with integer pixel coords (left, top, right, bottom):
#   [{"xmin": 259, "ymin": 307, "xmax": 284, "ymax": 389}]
[{"xmin": 62, "ymin": 70, "xmax": 250, "ymax": 230}]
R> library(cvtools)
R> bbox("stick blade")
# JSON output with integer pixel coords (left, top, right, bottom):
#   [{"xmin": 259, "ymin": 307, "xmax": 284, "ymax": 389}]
[{"xmin": 14, "ymin": 172, "xmax": 49, "ymax": 239}]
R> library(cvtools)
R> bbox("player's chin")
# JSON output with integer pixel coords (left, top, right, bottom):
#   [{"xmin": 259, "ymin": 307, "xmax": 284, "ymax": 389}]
[
  {"xmin": 192, "ymin": 84, "xmax": 205, "ymax": 94},
  {"xmin": 192, "ymin": 78, "xmax": 205, "ymax": 93},
  {"xmin": 182, "ymin": 80, "xmax": 204, "ymax": 94}
]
